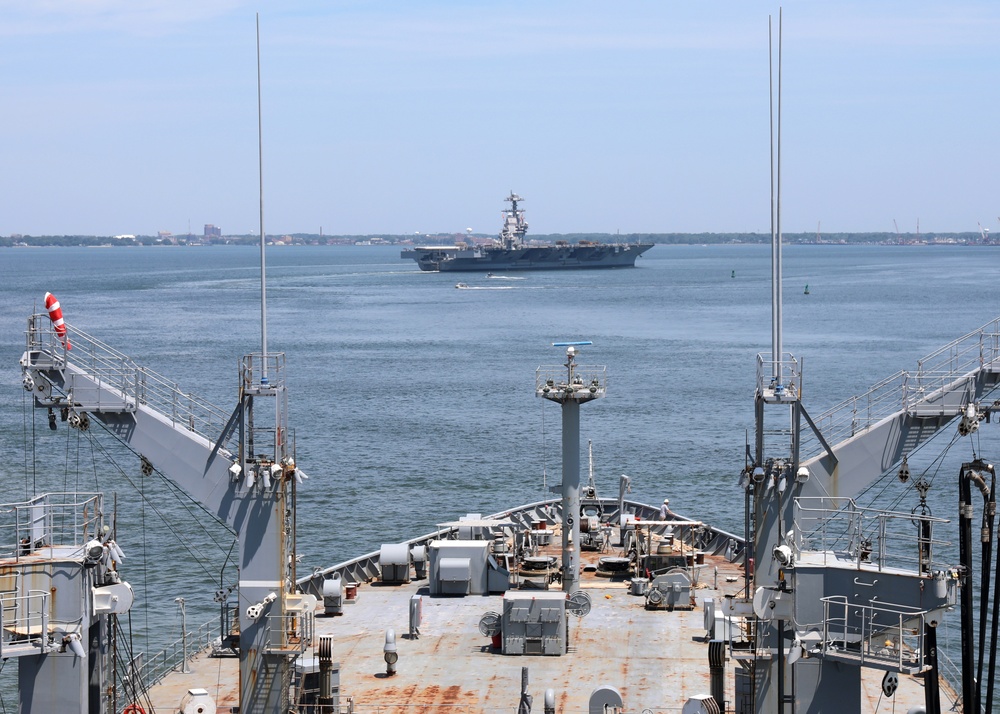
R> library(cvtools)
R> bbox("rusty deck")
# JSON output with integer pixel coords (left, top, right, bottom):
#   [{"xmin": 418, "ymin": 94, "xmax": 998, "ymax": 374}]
[{"xmin": 141, "ymin": 523, "xmax": 949, "ymax": 713}]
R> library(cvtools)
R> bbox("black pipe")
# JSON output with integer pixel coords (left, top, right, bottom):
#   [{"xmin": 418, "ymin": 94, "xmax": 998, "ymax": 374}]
[
  {"xmin": 986, "ymin": 465, "xmax": 999, "ymax": 714},
  {"xmin": 959, "ymin": 464, "xmax": 977, "ymax": 714},
  {"xmin": 924, "ymin": 622, "xmax": 941, "ymax": 714},
  {"xmin": 987, "ymin": 528, "xmax": 1000, "ymax": 714},
  {"xmin": 977, "ymin": 503, "xmax": 989, "ymax": 708},
  {"xmin": 777, "ymin": 618, "xmax": 786, "ymax": 713},
  {"xmin": 976, "ymin": 463, "xmax": 995, "ymax": 712},
  {"xmin": 919, "ymin": 517, "xmax": 932, "ymax": 575}
]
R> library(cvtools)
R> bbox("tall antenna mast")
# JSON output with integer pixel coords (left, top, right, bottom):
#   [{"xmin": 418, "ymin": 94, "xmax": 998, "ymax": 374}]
[
  {"xmin": 256, "ymin": 13, "xmax": 269, "ymax": 382},
  {"xmin": 769, "ymin": 9, "xmax": 784, "ymax": 380}
]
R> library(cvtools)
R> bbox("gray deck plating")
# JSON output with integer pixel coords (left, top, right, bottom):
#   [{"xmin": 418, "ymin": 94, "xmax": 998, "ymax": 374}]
[{"xmin": 143, "ymin": 535, "xmax": 944, "ymax": 713}]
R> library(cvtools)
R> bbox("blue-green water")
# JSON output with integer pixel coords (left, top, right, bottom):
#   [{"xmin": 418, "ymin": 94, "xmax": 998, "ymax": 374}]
[{"xmin": 1, "ymin": 243, "xmax": 999, "ymax": 707}]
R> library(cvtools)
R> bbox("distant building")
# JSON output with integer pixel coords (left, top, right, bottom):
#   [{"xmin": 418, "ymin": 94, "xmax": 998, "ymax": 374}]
[{"xmin": 204, "ymin": 224, "xmax": 222, "ymax": 238}]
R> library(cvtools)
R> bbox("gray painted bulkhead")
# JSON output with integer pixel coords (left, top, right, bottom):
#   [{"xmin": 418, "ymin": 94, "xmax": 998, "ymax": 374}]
[{"xmin": 15, "ymin": 557, "xmax": 108, "ymax": 714}]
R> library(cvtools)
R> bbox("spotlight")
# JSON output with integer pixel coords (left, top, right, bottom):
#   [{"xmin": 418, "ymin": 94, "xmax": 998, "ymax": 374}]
[
  {"xmin": 84, "ymin": 539, "xmax": 105, "ymax": 568},
  {"xmin": 773, "ymin": 544, "xmax": 794, "ymax": 567}
]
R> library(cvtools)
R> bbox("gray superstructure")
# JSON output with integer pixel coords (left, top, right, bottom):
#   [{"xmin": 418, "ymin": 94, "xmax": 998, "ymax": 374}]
[{"xmin": 400, "ymin": 192, "xmax": 654, "ymax": 272}]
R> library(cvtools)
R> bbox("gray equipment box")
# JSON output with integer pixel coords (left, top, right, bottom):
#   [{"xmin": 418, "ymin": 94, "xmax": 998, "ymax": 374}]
[
  {"xmin": 379, "ymin": 543, "xmax": 412, "ymax": 584},
  {"xmin": 428, "ymin": 541, "xmax": 490, "ymax": 595},
  {"xmin": 501, "ymin": 591, "xmax": 566, "ymax": 656}
]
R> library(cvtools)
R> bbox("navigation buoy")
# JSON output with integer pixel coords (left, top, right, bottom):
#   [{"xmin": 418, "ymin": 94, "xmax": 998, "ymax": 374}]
[{"xmin": 44, "ymin": 292, "xmax": 71, "ymax": 350}]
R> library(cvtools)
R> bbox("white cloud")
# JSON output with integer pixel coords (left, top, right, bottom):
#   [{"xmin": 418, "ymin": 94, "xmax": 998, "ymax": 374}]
[{"xmin": 0, "ymin": 0, "xmax": 244, "ymax": 36}]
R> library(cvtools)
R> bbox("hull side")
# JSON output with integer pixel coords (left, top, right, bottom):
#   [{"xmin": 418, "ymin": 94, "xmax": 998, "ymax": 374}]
[{"xmin": 402, "ymin": 244, "xmax": 654, "ymax": 272}]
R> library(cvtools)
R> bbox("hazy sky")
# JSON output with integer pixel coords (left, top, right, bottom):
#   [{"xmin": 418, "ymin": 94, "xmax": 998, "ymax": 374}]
[{"xmin": 2, "ymin": 1, "xmax": 998, "ymax": 237}]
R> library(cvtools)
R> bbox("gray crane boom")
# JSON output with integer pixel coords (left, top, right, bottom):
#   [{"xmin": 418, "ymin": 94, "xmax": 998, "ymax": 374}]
[{"xmin": 21, "ymin": 313, "xmax": 312, "ymax": 714}]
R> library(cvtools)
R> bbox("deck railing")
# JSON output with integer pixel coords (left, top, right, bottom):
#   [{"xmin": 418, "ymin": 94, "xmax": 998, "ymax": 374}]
[
  {"xmin": 535, "ymin": 364, "xmax": 608, "ymax": 399},
  {"xmin": 0, "ymin": 590, "xmax": 50, "ymax": 658},
  {"xmin": 0, "ymin": 492, "xmax": 103, "ymax": 560},
  {"xmin": 793, "ymin": 497, "xmax": 951, "ymax": 574},
  {"xmin": 296, "ymin": 498, "xmax": 744, "ymax": 600},
  {"xmin": 120, "ymin": 617, "xmax": 219, "ymax": 701},
  {"xmin": 265, "ymin": 611, "xmax": 315, "ymax": 654},
  {"xmin": 25, "ymin": 315, "xmax": 237, "ymax": 452},
  {"xmin": 756, "ymin": 353, "xmax": 801, "ymax": 402},
  {"xmin": 820, "ymin": 595, "xmax": 926, "ymax": 672},
  {"xmin": 799, "ymin": 318, "xmax": 1000, "ymax": 459}
]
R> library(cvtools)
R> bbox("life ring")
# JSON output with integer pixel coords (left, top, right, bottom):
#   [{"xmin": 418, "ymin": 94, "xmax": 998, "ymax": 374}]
[{"xmin": 122, "ymin": 705, "xmax": 146, "ymax": 714}]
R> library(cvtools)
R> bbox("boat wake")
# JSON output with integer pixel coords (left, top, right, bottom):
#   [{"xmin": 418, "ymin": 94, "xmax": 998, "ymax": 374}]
[{"xmin": 456, "ymin": 283, "xmax": 514, "ymax": 290}]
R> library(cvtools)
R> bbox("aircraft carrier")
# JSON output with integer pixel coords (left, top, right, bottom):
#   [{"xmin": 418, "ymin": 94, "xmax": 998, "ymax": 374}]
[{"xmin": 400, "ymin": 192, "xmax": 654, "ymax": 272}]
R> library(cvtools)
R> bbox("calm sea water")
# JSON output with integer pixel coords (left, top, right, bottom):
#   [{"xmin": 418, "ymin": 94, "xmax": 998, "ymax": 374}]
[{"xmin": 1, "ymin": 243, "xmax": 999, "ymax": 705}]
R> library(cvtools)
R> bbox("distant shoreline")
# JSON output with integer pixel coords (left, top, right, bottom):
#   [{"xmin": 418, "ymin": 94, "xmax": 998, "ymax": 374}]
[{"xmin": 2, "ymin": 231, "xmax": 996, "ymax": 248}]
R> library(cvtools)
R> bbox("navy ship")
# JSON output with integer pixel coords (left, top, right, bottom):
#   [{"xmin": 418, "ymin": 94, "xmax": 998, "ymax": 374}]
[
  {"xmin": 14, "ymin": 306, "xmax": 1000, "ymax": 713},
  {"xmin": 8, "ymin": 18, "xmax": 1000, "ymax": 714},
  {"xmin": 400, "ymin": 192, "xmax": 654, "ymax": 272}
]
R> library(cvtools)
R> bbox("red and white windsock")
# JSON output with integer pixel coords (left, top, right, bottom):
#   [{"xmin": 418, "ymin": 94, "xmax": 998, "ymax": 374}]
[{"xmin": 44, "ymin": 292, "xmax": 71, "ymax": 350}]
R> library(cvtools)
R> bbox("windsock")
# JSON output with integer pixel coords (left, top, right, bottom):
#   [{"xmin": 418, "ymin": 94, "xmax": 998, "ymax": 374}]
[{"xmin": 44, "ymin": 292, "xmax": 71, "ymax": 350}]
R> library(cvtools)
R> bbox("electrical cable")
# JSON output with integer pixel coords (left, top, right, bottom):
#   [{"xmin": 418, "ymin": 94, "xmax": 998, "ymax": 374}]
[{"xmin": 85, "ymin": 424, "xmax": 234, "ymax": 559}]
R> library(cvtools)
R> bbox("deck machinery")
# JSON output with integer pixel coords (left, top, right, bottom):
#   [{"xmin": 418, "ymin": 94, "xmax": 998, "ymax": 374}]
[{"xmin": 741, "ymin": 321, "xmax": 1000, "ymax": 713}]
